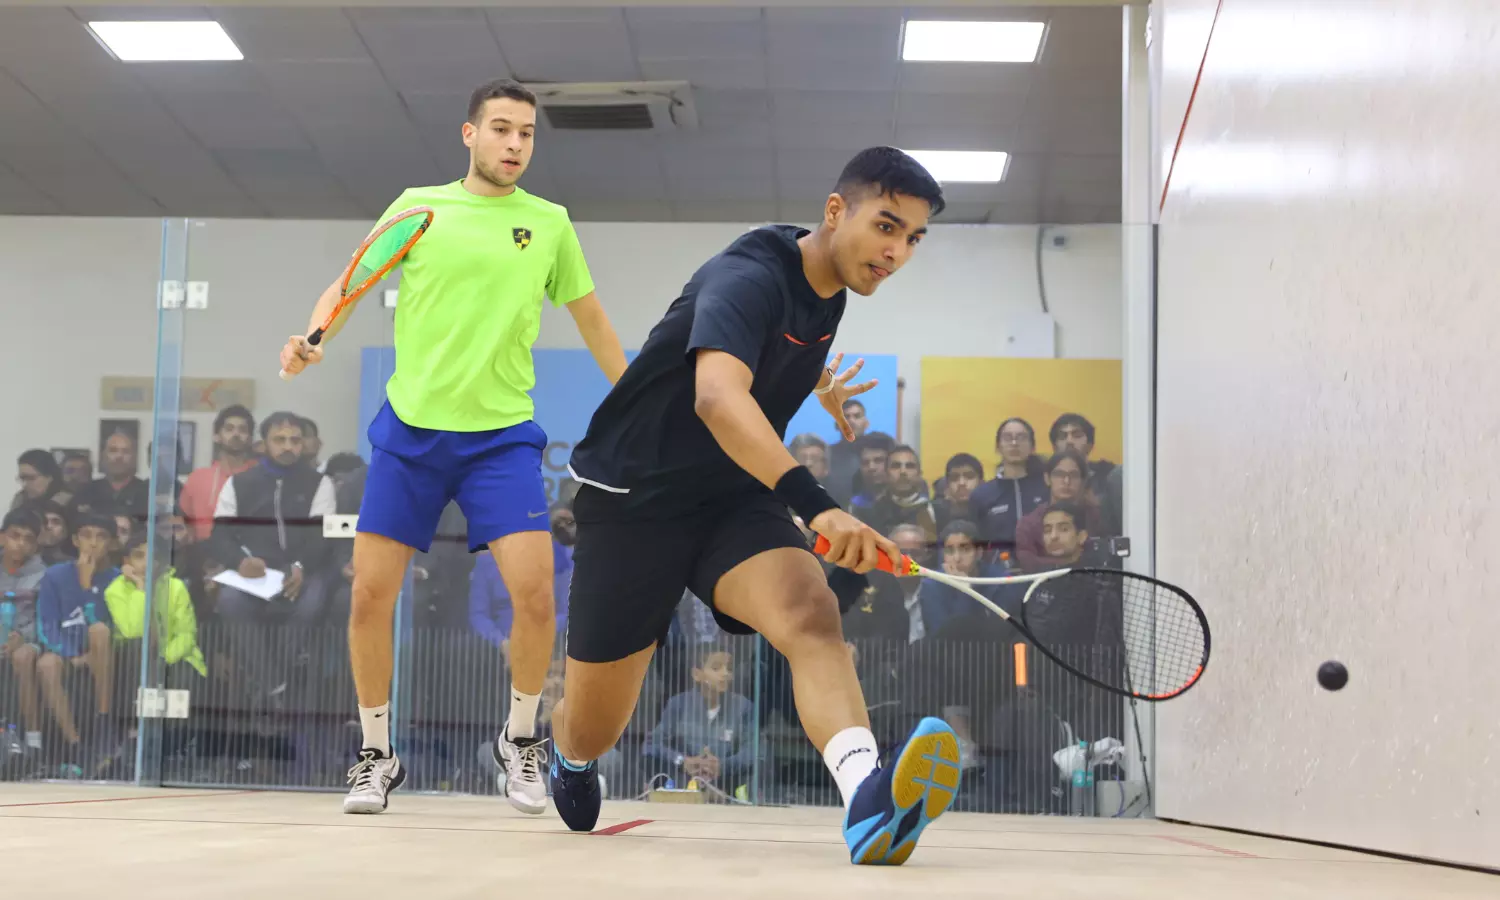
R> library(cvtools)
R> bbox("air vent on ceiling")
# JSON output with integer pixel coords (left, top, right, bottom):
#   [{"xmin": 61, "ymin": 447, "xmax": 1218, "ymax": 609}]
[
  {"xmin": 524, "ymin": 80, "xmax": 697, "ymax": 133},
  {"xmin": 543, "ymin": 103, "xmax": 654, "ymax": 131}
]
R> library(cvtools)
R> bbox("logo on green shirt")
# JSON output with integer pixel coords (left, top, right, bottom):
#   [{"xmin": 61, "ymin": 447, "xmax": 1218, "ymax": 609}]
[{"xmin": 513, "ymin": 227, "xmax": 532, "ymax": 250}]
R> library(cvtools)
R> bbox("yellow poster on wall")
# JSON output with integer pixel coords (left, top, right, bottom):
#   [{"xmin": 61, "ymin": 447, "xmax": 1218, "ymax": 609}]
[{"xmin": 919, "ymin": 357, "xmax": 1123, "ymax": 483}]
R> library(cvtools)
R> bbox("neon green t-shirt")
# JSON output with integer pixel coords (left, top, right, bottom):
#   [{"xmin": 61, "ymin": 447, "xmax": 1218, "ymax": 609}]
[{"xmin": 368, "ymin": 181, "xmax": 595, "ymax": 432}]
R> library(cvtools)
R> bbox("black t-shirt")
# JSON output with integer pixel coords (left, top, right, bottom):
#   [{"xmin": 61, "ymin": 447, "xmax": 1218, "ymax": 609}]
[{"xmin": 570, "ymin": 225, "xmax": 846, "ymax": 516}]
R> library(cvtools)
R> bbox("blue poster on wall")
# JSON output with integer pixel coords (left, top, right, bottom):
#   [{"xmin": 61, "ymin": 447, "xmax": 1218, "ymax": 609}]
[{"xmin": 360, "ymin": 348, "xmax": 899, "ymax": 505}]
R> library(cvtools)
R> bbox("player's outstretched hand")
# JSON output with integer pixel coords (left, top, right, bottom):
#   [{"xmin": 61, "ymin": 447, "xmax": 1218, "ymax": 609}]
[
  {"xmin": 279, "ymin": 335, "xmax": 323, "ymax": 379},
  {"xmin": 809, "ymin": 508, "xmax": 900, "ymax": 574},
  {"xmin": 817, "ymin": 352, "xmax": 879, "ymax": 443}
]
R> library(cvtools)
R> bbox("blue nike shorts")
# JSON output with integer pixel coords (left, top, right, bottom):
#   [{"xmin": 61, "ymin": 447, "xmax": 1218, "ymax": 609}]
[{"xmin": 358, "ymin": 401, "xmax": 550, "ymax": 553}]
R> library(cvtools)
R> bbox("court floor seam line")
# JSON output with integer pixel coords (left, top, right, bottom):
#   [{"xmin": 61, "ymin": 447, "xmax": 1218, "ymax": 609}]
[
  {"xmin": 1156, "ymin": 835, "xmax": 1261, "ymax": 859},
  {"xmin": 0, "ymin": 790, "xmax": 259, "ymax": 809}
]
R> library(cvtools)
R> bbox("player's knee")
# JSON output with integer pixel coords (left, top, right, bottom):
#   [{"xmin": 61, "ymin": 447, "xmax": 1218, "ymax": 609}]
[
  {"xmin": 349, "ymin": 576, "xmax": 399, "ymax": 629},
  {"xmin": 563, "ymin": 714, "xmax": 621, "ymax": 762},
  {"xmin": 770, "ymin": 583, "xmax": 844, "ymax": 650},
  {"xmin": 508, "ymin": 581, "xmax": 555, "ymax": 628},
  {"xmin": 87, "ymin": 622, "xmax": 110, "ymax": 644}
]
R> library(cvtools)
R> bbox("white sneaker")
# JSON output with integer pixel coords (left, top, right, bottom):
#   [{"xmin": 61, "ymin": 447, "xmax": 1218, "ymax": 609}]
[
  {"xmin": 343, "ymin": 748, "xmax": 405, "ymax": 814},
  {"xmin": 493, "ymin": 730, "xmax": 548, "ymax": 815}
]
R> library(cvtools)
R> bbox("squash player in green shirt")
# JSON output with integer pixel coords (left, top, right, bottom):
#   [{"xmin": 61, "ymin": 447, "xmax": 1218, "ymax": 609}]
[{"xmin": 279, "ymin": 79, "xmax": 627, "ymax": 816}]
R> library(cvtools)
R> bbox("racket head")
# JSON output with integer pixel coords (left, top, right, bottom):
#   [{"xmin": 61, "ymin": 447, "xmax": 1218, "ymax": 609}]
[
  {"xmin": 1018, "ymin": 568, "xmax": 1210, "ymax": 702},
  {"xmin": 343, "ymin": 205, "xmax": 433, "ymax": 297}
]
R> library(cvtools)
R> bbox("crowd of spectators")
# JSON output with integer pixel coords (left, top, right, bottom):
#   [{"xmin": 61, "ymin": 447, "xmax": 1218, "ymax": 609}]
[{"xmin": 0, "ymin": 398, "xmax": 1132, "ymax": 814}]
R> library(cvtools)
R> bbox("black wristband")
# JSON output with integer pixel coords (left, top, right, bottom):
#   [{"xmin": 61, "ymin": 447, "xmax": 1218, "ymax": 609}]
[{"xmin": 774, "ymin": 465, "xmax": 840, "ymax": 526}]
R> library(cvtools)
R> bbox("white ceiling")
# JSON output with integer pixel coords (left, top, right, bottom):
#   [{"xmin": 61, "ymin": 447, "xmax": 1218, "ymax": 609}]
[{"xmin": 0, "ymin": 5, "xmax": 1123, "ymax": 223}]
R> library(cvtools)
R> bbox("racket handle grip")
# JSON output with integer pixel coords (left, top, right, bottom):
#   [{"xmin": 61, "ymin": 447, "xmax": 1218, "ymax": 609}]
[{"xmin": 812, "ymin": 535, "xmax": 905, "ymax": 574}]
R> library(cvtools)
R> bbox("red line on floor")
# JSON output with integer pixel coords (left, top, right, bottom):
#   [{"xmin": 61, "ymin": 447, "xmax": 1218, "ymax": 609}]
[
  {"xmin": 592, "ymin": 818, "xmax": 653, "ymax": 836},
  {"xmin": 0, "ymin": 789, "xmax": 258, "ymax": 809},
  {"xmin": 1157, "ymin": 835, "xmax": 1261, "ymax": 859},
  {"xmin": 1159, "ymin": 0, "xmax": 1227, "ymax": 214}
]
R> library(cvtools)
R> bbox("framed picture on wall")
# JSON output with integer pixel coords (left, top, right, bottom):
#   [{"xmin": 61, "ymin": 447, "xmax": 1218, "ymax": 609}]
[{"xmin": 98, "ymin": 419, "xmax": 140, "ymax": 475}]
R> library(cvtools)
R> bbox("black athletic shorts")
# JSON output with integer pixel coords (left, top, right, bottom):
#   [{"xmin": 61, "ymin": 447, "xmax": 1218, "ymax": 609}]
[{"xmin": 565, "ymin": 483, "xmax": 810, "ymax": 663}]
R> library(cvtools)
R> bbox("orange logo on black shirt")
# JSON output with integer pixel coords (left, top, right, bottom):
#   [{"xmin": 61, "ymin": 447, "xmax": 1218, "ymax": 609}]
[{"xmin": 513, "ymin": 227, "xmax": 532, "ymax": 250}]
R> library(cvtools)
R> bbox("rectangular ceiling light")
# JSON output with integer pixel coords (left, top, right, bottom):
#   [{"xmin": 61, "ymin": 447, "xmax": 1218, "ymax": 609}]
[
  {"xmin": 87, "ymin": 21, "xmax": 243, "ymax": 62},
  {"xmin": 901, "ymin": 20, "xmax": 1046, "ymax": 63},
  {"xmin": 906, "ymin": 150, "xmax": 1010, "ymax": 183}
]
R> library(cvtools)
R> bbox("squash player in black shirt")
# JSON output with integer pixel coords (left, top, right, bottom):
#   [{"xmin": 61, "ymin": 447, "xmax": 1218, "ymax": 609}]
[{"xmin": 553, "ymin": 147, "xmax": 962, "ymax": 866}]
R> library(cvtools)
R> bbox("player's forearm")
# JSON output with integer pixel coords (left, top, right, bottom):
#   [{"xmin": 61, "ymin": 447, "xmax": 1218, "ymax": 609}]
[
  {"xmin": 305, "ymin": 277, "xmax": 354, "ymax": 341},
  {"xmin": 694, "ymin": 388, "xmax": 801, "ymax": 490},
  {"xmin": 568, "ymin": 294, "xmax": 628, "ymax": 383}
]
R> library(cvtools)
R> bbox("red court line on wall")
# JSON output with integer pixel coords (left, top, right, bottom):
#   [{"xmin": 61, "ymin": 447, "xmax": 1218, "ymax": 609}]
[
  {"xmin": 1159, "ymin": 0, "xmax": 1227, "ymax": 214},
  {"xmin": 1157, "ymin": 834, "xmax": 1262, "ymax": 859},
  {"xmin": 593, "ymin": 818, "xmax": 653, "ymax": 836},
  {"xmin": 0, "ymin": 789, "xmax": 258, "ymax": 810}
]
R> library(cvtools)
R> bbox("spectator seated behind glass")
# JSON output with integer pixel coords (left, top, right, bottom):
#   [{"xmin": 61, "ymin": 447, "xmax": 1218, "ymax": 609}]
[
  {"xmin": 919, "ymin": 520, "xmax": 1021, "ymax": 640},
  {"xmin": 1, "ymin": 508, "xmax": 48, "ymax": 755},
  {"xmin": 841, "ymin": 523, "xmax": 930, "ymax": 646},
  {"xmin": 847, "ymin": 431, "xmax": 897, "ymax": 508},
  {"xmin": 210, "ymin": 411, "xmax": 337, "ymax": 619},
  {"xmin": 970, "ymin": 418, "xmax": 1048, "ymax": 555},
  {"xmin": 787, "ymin": 433, "xmax": 830, "ymax": 486},
  {"xmin": 1048, "ymin": 413, "xmax": 1120, "ymax": 537},
  {"xmin": 25, "ymin": 499, "xmax": 74, "ymax": 566},
  {"xmin": 853, "ymin": 444, "xmax": 937, "ymax": 543},
  {"xmin": 12, "ymin": 449, "xmax": 72, "ymax": 512},
  {"xmin": 70, "ymin": 428, "xmax": 149, "ymax": 523},
  {"xmin": 642, "ymin": 644, "xmax": 763, "ymax": 795},
  {"xmin": 33, "ymin": 513, "xmax": 118, "ymax": 764},
  {"xmin": 824, "ymin": 398, "xmax": 870, "ymax": 506},
  {"xmin": 1013, "ymin": 450, "xmax": 1107, "ymax": 573},
  {"xmin": 470, "ymin": 501, "xmax": 574, "ymax": 650},
  {"xmin": 104, "ymin": 534, "xmax": 207, "ymax": 679},
  {"xmin": 933, "ymin": 453, "xmax": 983, "ymax": 533},
  {"xmin": 179, "ymin": 405, "xmax": 257, "ymax": 541}
]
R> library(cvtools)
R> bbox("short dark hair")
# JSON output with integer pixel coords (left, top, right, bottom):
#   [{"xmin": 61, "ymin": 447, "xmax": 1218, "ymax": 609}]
[
  {"xmin": 123, "ymin": 533, "xmax": 150, "ymax": 556},
  {"xmin": 1043, "ymin": 449, "xmax": 1088, "ymax": 477},
  {"xmin": 788, "ymin": 433, "xmax": 828, "ymax": 456},
  {"xmin": 2, "ymin": 508, "xmax": 41, "ymax": 535},
  {"xmin": 468, "ymin": 78, "xmax": 537, "ymax": 122},
  {"xmin": 213, "ymin": 404, "xmax": 254, "ymax": 435},
  {"xmin": 324, "ymin": 452, "xmax": 366, "ymax": 479},
  {"xmin": 73, "ymin": 512, "xmax": 117, "ymax": 537},
  {"xmin": 939, "ymin": 519, "xmax": 980, "ymax": 545},
  {"xmin": 17, "ymin": 448, "xmax": 61, "ymax": 482},
  {"xmin": 1049, "ymin": 413, "xmax": 1096, "ymax": 448},
  {"xmin": 299, "ymin": 416, "xmax": 320, "ymax": 438},
  {"xmin": 693, "ymin": 642, "xmax": 732, "ymax": 671},
  {"xmin": 834, "ymin": 147, "xmax": 946, "ymax": 217},
  {"xmin": 259, "ymin": 411, "xmax": 305, "ymax": 441},
  {"xmin": 24, "ymin": 498, "xmax": 68, "ymax": 528},
  {"xmin": 945, "ymin": 452, "xmax": 983, "ymax": 479},
  {"xmin": 857, "ymin": 431, "xmax": 897, "ymax": 456},
  {"xmin": 841, "ymin": 397, "xmax": 865, "ymax": 413},
  {"xmin": 1043, "ymin": 502, "xmax": 1085, "ymax": 531},
  {"xmin": 887, "ymin": 444, "xmax": 919, "ymax": 464}
]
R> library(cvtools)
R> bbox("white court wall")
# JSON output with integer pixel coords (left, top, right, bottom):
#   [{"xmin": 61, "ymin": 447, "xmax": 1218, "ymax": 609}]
[
  {"xmin": 1153, "ymin": 0, "xmax": 1500, "ymax": 869},
  {"xmin": 0, "ymin": 215, "xmax": 1121, "ymax": 478}
]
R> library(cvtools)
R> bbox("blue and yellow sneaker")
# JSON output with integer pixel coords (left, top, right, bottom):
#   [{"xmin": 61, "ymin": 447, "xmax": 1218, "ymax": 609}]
[
  {"xmin": 549, "ymin": 753, "xmax": 602, "ymax": 832},
  {"xmin": 842, "ymin": 717, "xmax": 961, "ymax": 865}
]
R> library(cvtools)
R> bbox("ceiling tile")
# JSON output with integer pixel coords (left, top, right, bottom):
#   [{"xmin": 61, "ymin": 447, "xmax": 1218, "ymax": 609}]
[
  {"xmin": 214, "ymin": 8, "xmax": 369, "ymax": 62},
  {"xmin": 639, "ymin": 57, "xmax": 767, "ymax": 92},
  {"xmin": 666, "ymin": 174, "xmax": 777, "ymax": 203},
  {"xmin": 624, "ymin": 9, "xmax": 765, "ymax": 26},
  {"xmin": 768, "ymin": 56, "xmax": 899, "ymax": 93},
  {"xmin": 255, "ymin": 60, "xmax": 409, "ymax": 123},
  {"xmin": 490, "ymin": 11, "xmax": 638, "ymax": 83},
  {"xmin": 660, "ymin": 140, "xmax": 774, "ymax": 181},
  {"xmin": 630, "ymin": 19, "xmax": 765, "ymax": 62},
  {"xmin": 0, "ymin": 165, "xmax": 60, "ymax": 214},
  {"xmin": 898, "ymin": 64, "xmax": 1037, "ymax": 96}
]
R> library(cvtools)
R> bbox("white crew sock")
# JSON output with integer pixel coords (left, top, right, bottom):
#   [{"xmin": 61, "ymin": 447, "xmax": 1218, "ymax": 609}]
[
  {"xmin": 506, "ymin": 686, "xmax": 541, "ymax": 740},
  {"xmin": 822, "ymin": 726, "xmax": 879, "ymax": 808},
  {"xmin": 359, "ymin": 704, "xmax": 391, "ymax": 755}
]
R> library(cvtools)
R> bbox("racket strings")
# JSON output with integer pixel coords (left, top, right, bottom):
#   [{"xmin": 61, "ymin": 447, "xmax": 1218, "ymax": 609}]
[{"xmin": 1033, "ymin": 572, "xmax": 1206, "ymax": 698}]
